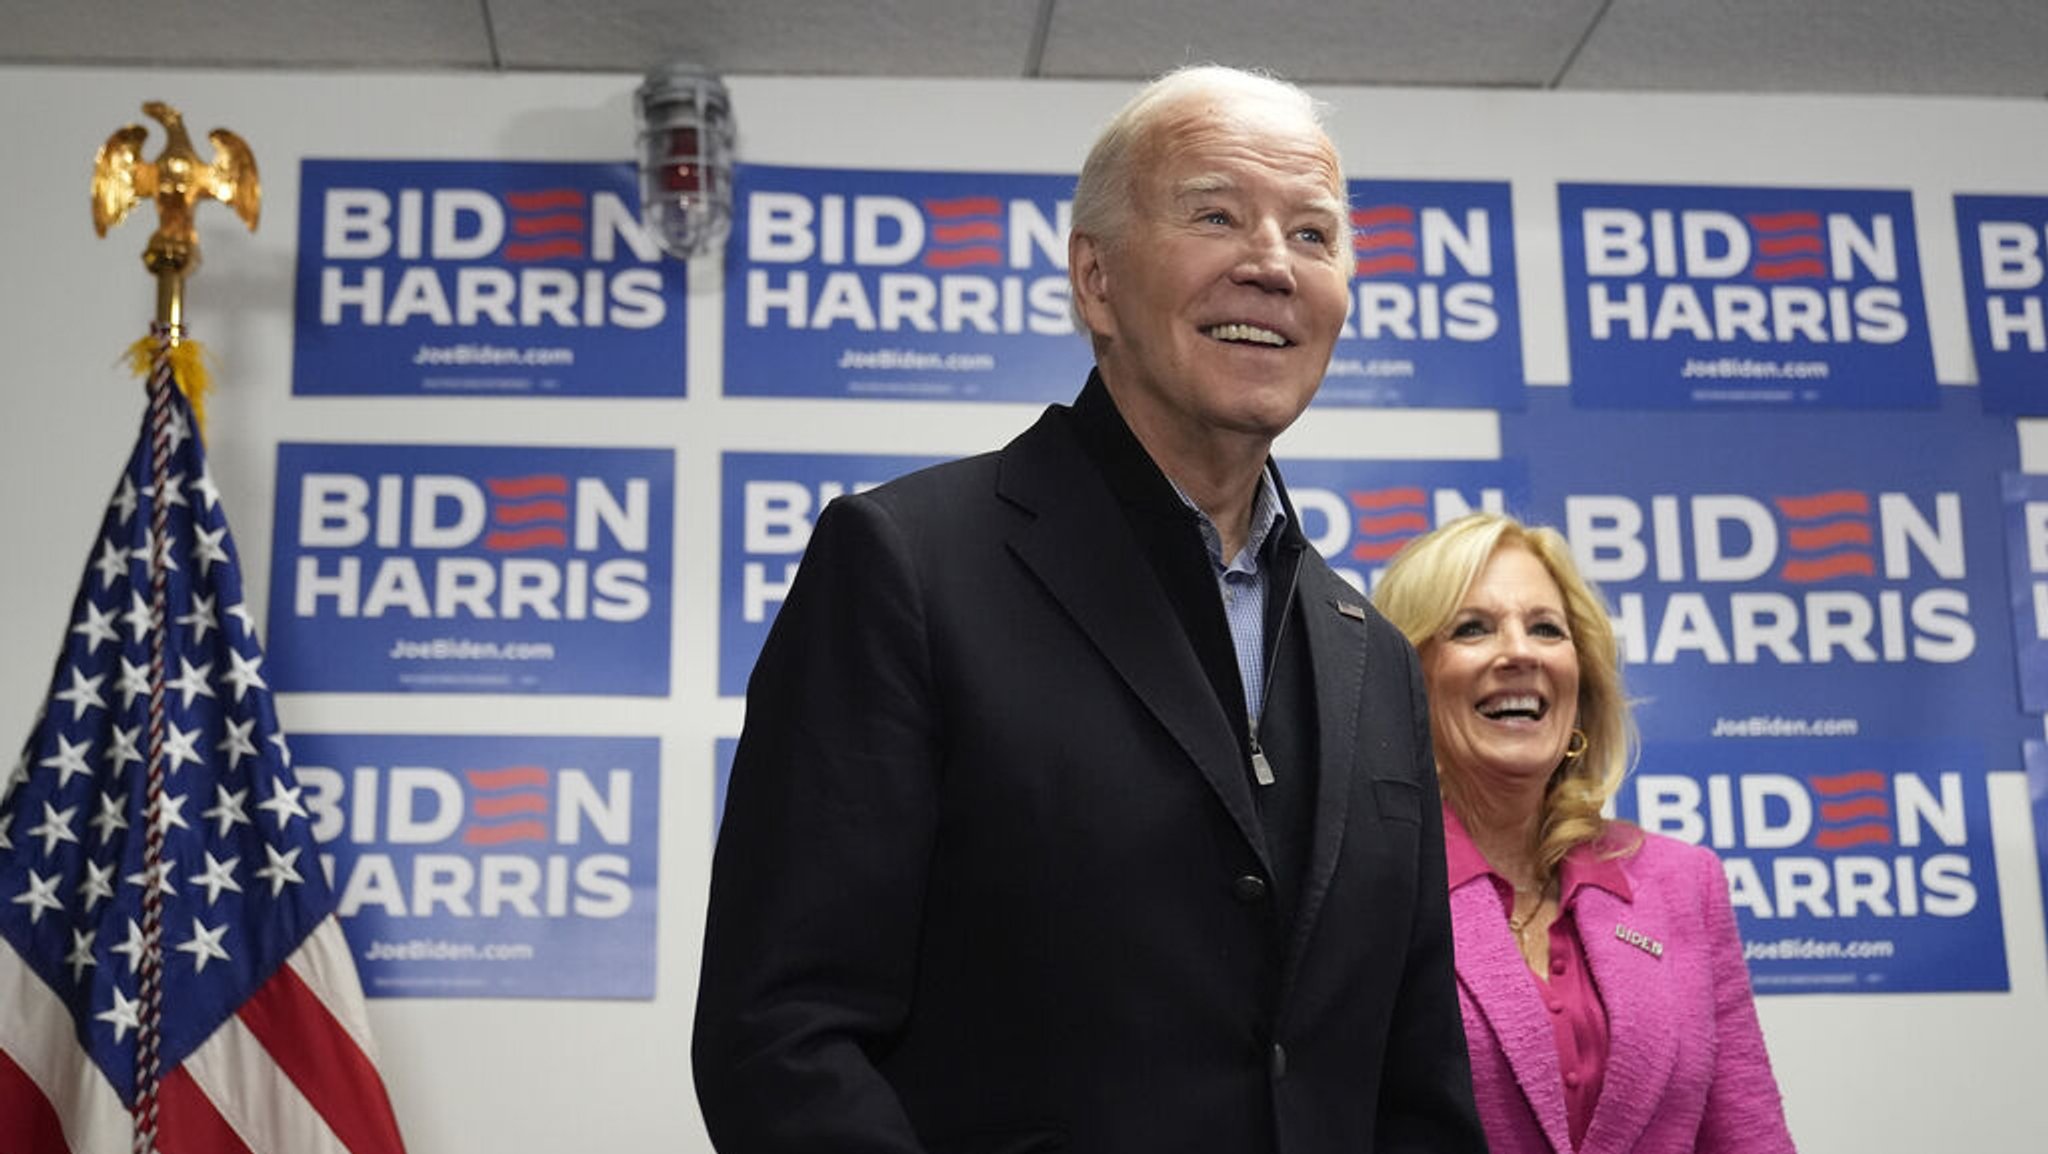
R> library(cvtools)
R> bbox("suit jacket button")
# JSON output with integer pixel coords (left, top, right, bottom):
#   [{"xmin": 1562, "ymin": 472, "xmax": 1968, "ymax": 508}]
[
  {"xmin": 1232, "ymin": 874, "xmax": 1268, "ymax": 903},
  {"xmin": 1269, "ymin": 1042, "xmax": 1288, "ymax": 1080}
]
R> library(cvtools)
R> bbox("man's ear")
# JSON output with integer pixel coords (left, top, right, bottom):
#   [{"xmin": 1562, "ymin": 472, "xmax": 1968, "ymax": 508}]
[{"xmin": 1069, "ymin": 230, "xmax": 1114, "ymax": 339}]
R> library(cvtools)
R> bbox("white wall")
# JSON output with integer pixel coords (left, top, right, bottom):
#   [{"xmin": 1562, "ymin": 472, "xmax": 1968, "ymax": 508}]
[{"xmin": 3, "ymin": 63, "xmax": 2048, "ymax": 1153}]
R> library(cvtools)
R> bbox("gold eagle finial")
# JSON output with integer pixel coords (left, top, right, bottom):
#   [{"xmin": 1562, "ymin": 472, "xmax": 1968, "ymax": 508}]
[{"xmin": 92, "ymin": 100, "xmax": 260, "ymax": 277}]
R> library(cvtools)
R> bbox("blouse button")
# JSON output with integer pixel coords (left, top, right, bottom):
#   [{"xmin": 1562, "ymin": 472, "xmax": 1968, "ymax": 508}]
[
  {"xmin": 1547, "ymin": 1000, "xmax": 1564, "ymax": 1015},
  {"xmin": 1551, "ymin": 957, "xmax": 1566, "ymax": 975},
  {"xmin": 1565, "ymin": 1071, "xmax": 1581, "ymax": 1088}
]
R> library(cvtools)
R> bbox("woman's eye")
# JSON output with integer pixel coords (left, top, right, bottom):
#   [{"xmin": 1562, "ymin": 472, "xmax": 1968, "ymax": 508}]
[
  {"xmin": 1449, "ymin": 619, "xmax": 1487, "ymax": 639},
  {"xmin": 1532, "ymin": 620, "xmax": 1569, "ymax": 639}
]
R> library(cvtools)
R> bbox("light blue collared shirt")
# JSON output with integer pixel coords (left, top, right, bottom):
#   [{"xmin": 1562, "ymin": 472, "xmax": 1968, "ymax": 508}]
[{"xmin": 1169, "ymin": 468, "xmax": 1287, "ymax": 722}]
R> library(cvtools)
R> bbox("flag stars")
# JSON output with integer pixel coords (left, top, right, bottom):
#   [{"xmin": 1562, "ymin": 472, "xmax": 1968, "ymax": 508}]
[
  {"xmin": 163, "ymin": 723, "xmax": 205, "ymax": 774},
  {"xmin": 225, "ymin": 601, "xmax": 257, "ymax": 637},
  {"xmin": 166, "ymin": 657, "xmax": 217, "ymax": 709},
  {"xmin": 122, "ymin": 591, "xmax": 158, "ymax": 643},
  {"xmin": 97, "ymin": 986, "xmax": 141, "ymax": 1044},
  {"xmin": 65, "ymin": 928, "xmax": 97, "ymax": 982},
  {"xmin": 92, "ymin": 539, "xmax": 128, "ymax": 590},
  {"xmin": 106, "ymin": 725, "xmax": 143, "ymax": 775},
  {"xmin": 72, "ymin": 600, "xmax": 122, "ymax": 654},
  {"xmin": 255, "ymin": 843, "xmax": 305, "ymax": 897},
  {"xmin": 53, "ymin": 666, "xmax": 107, "ymax": 721},
  {"xmin": 176, "ymin": 916, "xmax": 231, "ymax": 973},
  {"xmin": 112, "ymin": 474, "xmax": 139, "ymax": 525},
  {"xmin": 203, "ymin": 784, "xmax": 252, "ymax": 838},
  {"xmin": 39, "ymin": 734, "xmax": 95, "ymax": 790},
  {"xmin": 27, "ymin": 801, "xmax": 80, "ymax": 857},
  {"xmin": 178, "ymin": 591, "xmax": 219, "ymax": 646},
  {"xmin": 151, "ymin": 470, "xmax": 189, "ymax": 511},
  {"xmin": 152, "ymin": 790, "xmax": 192, "ymax": 836},
  {"xmin": 132, "ymin": 529, "xmax": 181, "ymax": 577},
  {"xmin": 90, "ymin": 791, "xmax": 130, "ymax": 844},
  {"xmin": 258, "ymin": 780, "xmax": 308, "ymax": 828},
  {"xmin": 222, "ymin": 649, "xmax": 267, "ymax": 702},
  {"xmin": 165, "ymin": 406, "xmax": 192, "ymax": 455},
  {"xmin": 189, "ymin": 852, "xmax": 243, "ymax": 906},
  {"xmin": 191, "ymin": 523, "xmax": 230, "ymax": 577},
  {"xmin": 116, "ymin": 658, "xmax": 150, "ymax": 711},
  {"xmin": 126, "ymin": 860, "xmax": 176, "ymax": 898},
  {"xmin": 110, "ymin": 918, "xmax": 146, "ymax": 974},
  {"xmin": 189, "ymin": 462, "xmax": 222, "ymax": 510},
  {"xmin": 79, "ymin": 859, "xmax": 117, "ymax": 912},
  {"xmin": 217, "ymin": 717, "xmax": 259, "ymax": 770},
  {"xmin": 12, "ymin": 870, "xmax": 63, "ymax": 924}
]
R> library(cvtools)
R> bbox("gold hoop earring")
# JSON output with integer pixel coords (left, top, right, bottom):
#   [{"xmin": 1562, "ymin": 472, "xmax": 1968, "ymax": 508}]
[{"xmin": 1562, "ymin": 729, "xmax": 1588, "ymax": 762}]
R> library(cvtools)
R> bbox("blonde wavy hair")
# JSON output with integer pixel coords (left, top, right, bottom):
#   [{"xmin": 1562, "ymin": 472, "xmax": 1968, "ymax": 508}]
[{"xmin": 1372, "ymin": 512, "xmax": 1638, "ymax": 880}]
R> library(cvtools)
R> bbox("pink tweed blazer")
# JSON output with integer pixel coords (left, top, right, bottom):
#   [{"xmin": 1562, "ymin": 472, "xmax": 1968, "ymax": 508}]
[{"xmin": 1449, "ymin": 823, "xmax": 1796, "ymax": 1154}]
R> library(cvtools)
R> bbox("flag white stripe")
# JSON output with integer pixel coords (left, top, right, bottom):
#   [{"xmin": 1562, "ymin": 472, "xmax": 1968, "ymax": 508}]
[
  {"xmin": 0, "ymin": 944, "xmax": 128, "ymax": 1154},
  {"xmin": 183, "ymin": 1009, "xmax": 350, "ymax": 1154},
  {"xmin": 285, "ymin": 918, "xmax": 382, "ymax": 1064}
]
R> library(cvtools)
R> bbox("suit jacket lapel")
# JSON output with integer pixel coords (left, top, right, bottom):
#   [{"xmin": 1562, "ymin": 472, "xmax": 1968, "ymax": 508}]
[
  {"xmin": 1282, "ymin": 570, "xmax": 1364, "ymax": 978},
  {"xmin": 1576, "ymin": 883, "xmax": 1677, "ymax": 1154},
  {"xmin": 1450, "ymin": 881, "xmax": 1575, "ymax": 1154},
  {"xmin": 997, "ymin": 410, "xmax": 1270, "ymax": 868}
]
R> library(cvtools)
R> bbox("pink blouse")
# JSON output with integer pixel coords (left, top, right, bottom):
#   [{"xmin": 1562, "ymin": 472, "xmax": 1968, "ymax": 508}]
[{"xmin": 1445, "ymin": 810, "xmax": 1632, "ymax": 1150}]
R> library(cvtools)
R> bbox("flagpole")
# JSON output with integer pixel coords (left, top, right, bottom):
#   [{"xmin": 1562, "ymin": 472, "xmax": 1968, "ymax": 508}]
[{"xmin": 91, "ymin": 99, "xmax": 259, "ymax": 1154}]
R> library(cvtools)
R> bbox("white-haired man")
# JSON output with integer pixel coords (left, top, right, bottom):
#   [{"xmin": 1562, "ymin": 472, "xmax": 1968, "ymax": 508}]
[{"xmin": 694, "ymin": 65, "xmax": 1484, "ymax": 1153}]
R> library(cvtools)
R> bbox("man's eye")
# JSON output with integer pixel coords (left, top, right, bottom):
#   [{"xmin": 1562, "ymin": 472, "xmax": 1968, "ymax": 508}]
[{"xmin": 1296, "ymin": 227, "xmax": 1327, "ymax": 245}]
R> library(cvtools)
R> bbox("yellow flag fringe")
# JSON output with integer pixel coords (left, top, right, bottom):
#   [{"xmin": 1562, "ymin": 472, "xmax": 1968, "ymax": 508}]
[{"xmin": 123, "ymin": 336, "xmax": 212, "ymax": 434}]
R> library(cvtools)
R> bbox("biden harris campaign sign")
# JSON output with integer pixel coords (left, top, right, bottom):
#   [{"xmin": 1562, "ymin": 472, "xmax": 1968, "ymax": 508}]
[
  {"xmin": 1509, "ymin": 391, "xmax": 2028, "ymax": 751},
  {"xmin": 719, "ymin": 451, "xmax": 949, "ymax": 696},
  {"xmin": 1999, "ymin": 472, "xmax": 2048, "ymax": 711},
  {"xmin": 1273, "ymin": 458, "xmax": 1529, "ymax": 594},
  {"xmin": 725, "ymin": 163, "xmax": 1090, "ymax": 401},
  {"xmin": 294, "ymin": 159, "xmax": 685, "ymax": 396},
  {"xmin": 1955, "ymin": 195, "xmax": 2048, "ymax": 414},
  {"xmin": 1617, "ymin": 739, "xmax": 2002, "ymax": 993},
  {"xmin": 292, "ymin": 733, "xmax": 658, "ymax": 998},
  {"xmin": 1328, "ymin": 180, "xmax": 1523, "ymax": 409},
  {"xmin": 1559, "ymin": 183, "xmax": 1936, "ymax": 409},
  {"xmin": 268, "ymin": 443, "xmax": 673, "ymax": 695}
]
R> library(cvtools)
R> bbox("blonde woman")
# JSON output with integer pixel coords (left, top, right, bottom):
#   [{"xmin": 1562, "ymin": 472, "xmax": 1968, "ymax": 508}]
[{"xmin": 1374, "ymin": 512, "xmax": 1794, "ymax": 1154}]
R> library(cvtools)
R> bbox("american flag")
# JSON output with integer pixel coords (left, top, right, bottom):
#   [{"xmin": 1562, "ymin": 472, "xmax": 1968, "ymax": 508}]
[{"xmin": 0, "ymin": 371, "xmax": 407, "ymax": 1153}]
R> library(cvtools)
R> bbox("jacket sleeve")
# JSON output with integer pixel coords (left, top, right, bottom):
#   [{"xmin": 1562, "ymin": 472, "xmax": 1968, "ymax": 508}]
[
  {"xmin": 1374, "ymin": 635, "xmax": 1490, "ymax": 1153},
  {"xmin": 692, "ymin": 494, "xmax": 936, "ymax": 1153},
  {"xmin": 1693, "ymin": 845, "xmax": 1800, "ymax": 1153}
]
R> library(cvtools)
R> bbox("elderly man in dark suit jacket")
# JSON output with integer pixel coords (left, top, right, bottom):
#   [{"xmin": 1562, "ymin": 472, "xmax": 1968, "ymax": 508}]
[{"xmin": 692, "ymin": 64, "xmax": 1485, "ymax": 1154}]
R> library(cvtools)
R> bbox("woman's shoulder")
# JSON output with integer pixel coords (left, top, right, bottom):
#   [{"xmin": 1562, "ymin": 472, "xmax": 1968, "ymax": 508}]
[{"xmin": 1596, "ymin": 821, "xmax": 1724, "ymax": 880}]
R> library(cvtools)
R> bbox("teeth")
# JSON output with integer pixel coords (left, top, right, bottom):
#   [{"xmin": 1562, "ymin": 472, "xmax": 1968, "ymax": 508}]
[
  {"xmin": 1480, "ymin": 694, "xmax": 1542, "ymax": 719},
  {"xmin": 1206, "ymin": 323, "xmax": 1287, "ymax": 346}
]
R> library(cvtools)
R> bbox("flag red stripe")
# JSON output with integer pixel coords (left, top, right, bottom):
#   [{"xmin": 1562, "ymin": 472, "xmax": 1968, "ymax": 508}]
[
  {"xmin": 486, "ymin": 475, "xmax": 570, "ymax": 499},
  {"xmin": 466, "ymin": 766, "xmax": 550, "ymax": 789},
  {"xmin": 1349, "ymin": 539, "xmax": 1414, "ymax": 562},
  {"xmin": 236, "ymin": 964, "xmax": 407, "ymax": 1154},
  {"xmin": 1356, "ymin": 512, "xmax": 1430, "ymax": 535},
  {"xmin": 0, "ymin": 1047, "xmax": 70, "ymax": 1154},
  {"xmin": 1747, "ymin": 211, "xmax": 1822, "ymax": 233},
  {"xmin": 485, "ymin": 527, "xmax": 570, "ymax": 551},
  {"xmin": 1352, "ymin": 205, "xmax": 1415, "ymax": 226},
  {"xmin": 1352, "ymin": 487, "xmax": 1426, "ymax": 509},
  {"xmin": 471, "ymin": 794, "xmax": 547, "ymax": 818},
  {"xmin": 159, "ymin": 1064, "xmax": 258, "ymax": 1154},
  {"xmin": 463, "ymin": 821, "xmax": 550, "ymax": 845}
]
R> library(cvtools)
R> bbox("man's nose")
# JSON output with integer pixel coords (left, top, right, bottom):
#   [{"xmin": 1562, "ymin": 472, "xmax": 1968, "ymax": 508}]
[{"xmin": 1233, "ymin": 220, "xmax": 1297, "ymax": 293}]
